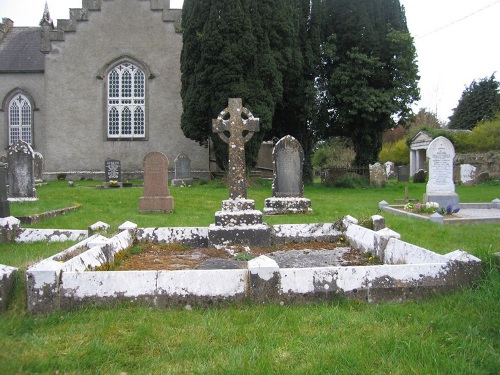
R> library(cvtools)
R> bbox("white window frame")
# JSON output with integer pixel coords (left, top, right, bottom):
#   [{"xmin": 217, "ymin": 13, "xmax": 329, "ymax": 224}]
[
  {"xmin": 107, "ymin": 62, "xmax": 146, "ymax": 139},
  {"xmin": 8, "ymin": 93, "xmax": 32, "ymax": 145}
]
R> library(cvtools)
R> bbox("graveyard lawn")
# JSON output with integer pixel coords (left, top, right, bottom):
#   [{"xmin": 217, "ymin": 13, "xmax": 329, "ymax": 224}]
[{"xmin": 111, "ymin": 241, "xmax": 378, "ymax": 271}]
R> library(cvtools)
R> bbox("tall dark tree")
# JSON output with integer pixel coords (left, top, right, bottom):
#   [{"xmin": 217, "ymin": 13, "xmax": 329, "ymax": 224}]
[
  {"xmin": 448, "ymin": 74, "xmax": 500, "ymax": 130},
  {"xmin": 315, "ymin": 0, "xmax": 419, "ymax": 166},
  {"xmin": 267, "ymin": 0, "xmax": 323, "ymax": 182},
  {"xmin": 181, "ymin": 0, "xmax": 288, "ymax": 171}
]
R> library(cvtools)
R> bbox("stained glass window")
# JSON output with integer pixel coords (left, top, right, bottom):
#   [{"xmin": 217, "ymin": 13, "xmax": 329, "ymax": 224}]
[{"xmin": 107, "ymin": 62, "xmax": 146, "ymax": 138}]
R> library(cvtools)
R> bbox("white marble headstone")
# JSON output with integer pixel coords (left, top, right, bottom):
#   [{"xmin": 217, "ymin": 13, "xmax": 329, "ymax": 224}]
[{"xmin": 423, "ymin": 136, "xmax": 459, "ymax": 208}]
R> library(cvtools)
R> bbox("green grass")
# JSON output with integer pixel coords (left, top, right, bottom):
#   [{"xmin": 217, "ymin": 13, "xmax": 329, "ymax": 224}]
[{"xmin": 1, "ymin": 179, "xmax": 499, "ymax": 374}]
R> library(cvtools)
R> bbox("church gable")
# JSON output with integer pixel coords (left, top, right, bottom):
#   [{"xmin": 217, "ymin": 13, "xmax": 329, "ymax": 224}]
[{"xmin": 41, "ymin": 0, "xmax": 181, "ymax": 53}]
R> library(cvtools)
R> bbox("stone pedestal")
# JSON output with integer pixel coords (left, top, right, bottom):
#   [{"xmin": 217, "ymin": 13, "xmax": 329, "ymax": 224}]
[
  {"xmin": 263, "ymin": 197, "xmax": 312, "ymax": 215},
  {"xmin": 208, "ymin": 198, "xmax": 271, "ymax": 247},
  {"xmin": 423, "ymin": 193, "xmax": 459, "ymax": 209},
  {"xmin": 139, "ymin": 196, "xmax": 174, "ymax": 213}
]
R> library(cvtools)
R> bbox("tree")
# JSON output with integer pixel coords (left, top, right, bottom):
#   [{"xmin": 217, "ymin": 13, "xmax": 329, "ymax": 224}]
[
  {"xmin": 315, "ymin": 0, "xmax": 419, "ymax": 166},
  {"xmin": 181, "ymin": 0, "xmax": 297, "ymax": 171},
  {"xmin": 448, "ymin": 74, "xmax": 500, "ymax": 130}
]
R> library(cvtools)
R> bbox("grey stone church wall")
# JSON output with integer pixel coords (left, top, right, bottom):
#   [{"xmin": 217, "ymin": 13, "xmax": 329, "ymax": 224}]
[{"xmin": 1, "ymin": 1, "xmax": 209, "ymax": 180}]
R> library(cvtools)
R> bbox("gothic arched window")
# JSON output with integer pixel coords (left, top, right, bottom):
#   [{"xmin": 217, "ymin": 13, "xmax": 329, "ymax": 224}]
[
  {"xmin": 107, "ymin": 62, "xmax": 146, "ymax": 139},
  {"xmin": 8, "ymin": 94, "xmax": 32, "ymax": 145}
]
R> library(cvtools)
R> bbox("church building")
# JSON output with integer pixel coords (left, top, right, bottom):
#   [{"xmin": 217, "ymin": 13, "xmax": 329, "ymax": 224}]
[{"xmin": 0, "ymin": 0, "xmax": 210, "ymax": 180}]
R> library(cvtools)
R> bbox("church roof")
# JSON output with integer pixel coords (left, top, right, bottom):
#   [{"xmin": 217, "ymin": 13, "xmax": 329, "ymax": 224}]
[{"xmin": 0, "ymin": 27, "xmax": 44, "ymax": 72}]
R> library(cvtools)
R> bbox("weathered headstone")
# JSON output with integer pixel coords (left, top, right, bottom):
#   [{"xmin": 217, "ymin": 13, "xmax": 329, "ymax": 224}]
[
  {"xmin": 384, "ymin": 161, "xmax": 396, "ymax": 179},
  {"xmin": 413, "ymin": 169, "xmax": 427, "ymax": 183},
  {"xmin": 7, "ymin": 140, "xmax": 37, "ymax": 200},
  {"xmin": 209, "ymin": 98, "xmax": 270, "ymax": 247},
  {"xmin": 264, "ymin": 135, "xmax": 312, "ymax": 215},
  {"xmin": 423, "ymin": 136, "xmax": 459, "ymax": 208},
  {"xmin": 171, "ymin": 153, "xmax": 194, "ymax": 187},
  {"xmin": 369, "ymin": 162, "xmax": 387, "ymax": 187},
  {"xmin": 397, "ymin": 165, "xmax": 410, "ymax": 183},
  {"xmin": 139, "ymin": 152, "xmax": 174, "ymax": 212},
  {"xmin": 0, "ymin": 163, "xmax": 10, "ymax": 217},
  {"xmin": 105, "ymin": 159, "xmax": 121, "ymax": 182},
  {"xmin": 33, "ymin": 152, "xmax": 44, "ymax": 181}
]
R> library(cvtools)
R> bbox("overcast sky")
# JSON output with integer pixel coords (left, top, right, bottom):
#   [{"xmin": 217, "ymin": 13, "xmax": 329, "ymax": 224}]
[{"xmin": 1, "ymin": 0, "xmax": 499, "ymax": 123}]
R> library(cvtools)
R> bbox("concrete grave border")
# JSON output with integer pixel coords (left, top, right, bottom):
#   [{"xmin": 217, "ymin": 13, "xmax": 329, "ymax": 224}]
[{"xmin": 16, "ymin": 216, "xmax": 482, "ymax": 315}]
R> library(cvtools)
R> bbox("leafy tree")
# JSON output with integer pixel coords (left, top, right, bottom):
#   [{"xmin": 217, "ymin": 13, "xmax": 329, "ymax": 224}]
[
  {"xmin": 448, "ymin": 74, "xmax": 500, "ymax": 130},
  {"xmin": 315, "ymin": 0, "xmax": 419, "ymax": 166}
]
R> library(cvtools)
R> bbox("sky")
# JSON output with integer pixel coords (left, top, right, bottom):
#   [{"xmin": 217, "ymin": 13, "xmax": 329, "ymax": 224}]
[{"xmin": 1, "ymin": 0, "xmax": 499, "ymax": 124}]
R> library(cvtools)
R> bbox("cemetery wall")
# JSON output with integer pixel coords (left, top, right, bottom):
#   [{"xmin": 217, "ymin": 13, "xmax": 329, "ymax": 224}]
[{"xmin": 454, "ymin": 151, "xmax": 500, "ymax": 183}]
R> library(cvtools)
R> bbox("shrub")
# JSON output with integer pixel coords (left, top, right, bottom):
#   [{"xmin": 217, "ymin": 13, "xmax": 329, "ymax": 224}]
[{"xmin": 379, "ymin": 138, "xmax": 409, "ymax": 164}]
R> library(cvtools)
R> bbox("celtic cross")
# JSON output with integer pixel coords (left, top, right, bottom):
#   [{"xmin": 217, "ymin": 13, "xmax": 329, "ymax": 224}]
[{"xmin": 212, "ymin": 98, "xmax": 260, "ymax": 200}]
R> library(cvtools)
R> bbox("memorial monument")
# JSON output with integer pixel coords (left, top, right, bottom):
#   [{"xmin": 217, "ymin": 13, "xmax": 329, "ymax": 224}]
[{"xmin": 208, "ymin": 98, "xmax": 270, "ymax": 247}]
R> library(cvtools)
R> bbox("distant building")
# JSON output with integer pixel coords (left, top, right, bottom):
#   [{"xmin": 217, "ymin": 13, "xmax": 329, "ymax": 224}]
[{"xmin": 0, "ymin": 1, "xmax": 210, "ymax": 180}]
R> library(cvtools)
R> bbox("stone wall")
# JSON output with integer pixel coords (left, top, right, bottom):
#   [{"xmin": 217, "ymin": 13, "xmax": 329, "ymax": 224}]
[{"xmin": 454, "ymin": 151, "xmax": 500, "ymax": 185}]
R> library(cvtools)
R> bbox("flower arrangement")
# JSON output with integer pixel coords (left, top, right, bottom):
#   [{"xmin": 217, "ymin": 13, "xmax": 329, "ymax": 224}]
[
  {"xmin": 109, "ymin": 180, "xmax": 119, "ymax": 187},
  {"xmin": 438, "ymin": 204, "xmax": 460, "ymax": 216},
  {"xmin": 404, "ymin": 201, "xmax": 439, "ymax": 214},
  {"xmin": 404, "ymin": 202, "xmax": 460, "ymax": 216}
]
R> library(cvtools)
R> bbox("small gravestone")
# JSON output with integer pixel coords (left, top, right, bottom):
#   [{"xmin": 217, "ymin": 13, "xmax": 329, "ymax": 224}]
[
  {"xmin": 7, "ymin": 140, "xmax": 37, "ymax": 201},
  {"xmin": 105, "ymin": 159, "xmax": 121, "ymax": 182},
  {"xmin": 413, "ymin": 169, "xmax": 427, "ymax": 183},
  {"xmin": 398, "ymin": 165, "xmax": 410, "ymax": 183},
  {"xmin": 139, "ymin": 152, "xmax": 174, "ymax": 212},
  {"xmin": 423, "ymin": 136, "xmax": 459, "ymax": 209},
  {"xmin": 171, "ymin": 153, "xmax": 194, "ymax": 187},
  {"xmin": 33, "ymin": 152, "xmax": 44, "ymax": 181},
  {"xmin": 264, "ymin": 135, "xmax": 311, "ymax": 215},
  {"xmin": 384, "ymin": 161, "xmax": 396, "ymax": 179},
  {"xmin": 369, "ymin": 162, "xmax": 386, "ymax": 187},
  {"xmin": 0, "ymin": 163, "xmax": 10, "ymax": 217},
  {"xmin": 209, "ymin": 98, "xmax": 270, "ymax": 247}
]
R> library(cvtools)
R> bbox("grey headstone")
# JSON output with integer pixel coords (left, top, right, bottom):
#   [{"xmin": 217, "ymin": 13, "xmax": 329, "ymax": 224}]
[
  {"xmin": 7, "ymin": 140, "xmax": 36, "ymax": 199},
  {"xmin": 272, "ymin": 135, "xmax": 304, "ymax": 197},
  {"xmin": 174, "ymin": 153, "xmax": 192, "ymax": 180},
  {"xmin": 0, "ymin": 164, "xmax": 10, "ymax": 217},
  {"xmin": 398, "ymin": 165, "xmax": 410, "ymax": 183},
  {"xmin": 33, "ymin": 152, "xmax": 44, "ymax": 181},
  {"xmin": 105, "ymin": 159, "xmax": 121, "ymax": 182},
  {"xmin": 369, "ymin": 162, "xmax": 386, "ymax": 187},
  {"xmin": 384, "ymin": 161, "xmax": 396, "ymax": 179},
  {"xmin": 413, "ymin": 169, "xmax": 427, "ymax": 183},
  {"xmin": 171, "ymin": 153, "xmax": 194, "ymax": 187}
]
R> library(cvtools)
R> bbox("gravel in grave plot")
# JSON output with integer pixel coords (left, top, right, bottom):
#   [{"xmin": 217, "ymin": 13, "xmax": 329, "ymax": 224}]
[{"xmin": 113, "ymin": 241, "xmax": 380, "ymax": 271}]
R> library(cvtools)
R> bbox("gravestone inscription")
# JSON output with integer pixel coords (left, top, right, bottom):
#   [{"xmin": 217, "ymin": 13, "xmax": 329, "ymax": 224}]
[{"xmin": 105, "ymin": 159, "xmax": 121, "ymax": 182}]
